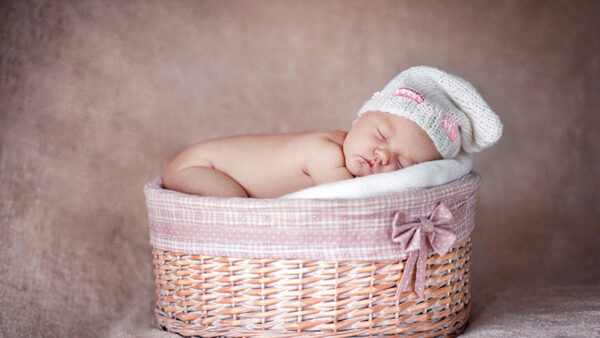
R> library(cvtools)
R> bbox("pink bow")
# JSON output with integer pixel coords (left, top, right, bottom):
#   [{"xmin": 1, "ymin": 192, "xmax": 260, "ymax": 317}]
[{"xmin": 392, "ymin": 203, "xmax": 457, "ymax": 298}]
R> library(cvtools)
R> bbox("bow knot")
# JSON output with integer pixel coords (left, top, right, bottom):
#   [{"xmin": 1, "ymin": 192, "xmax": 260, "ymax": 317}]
[
  {"xmin": 419, "ymin": 217, "xmax": 435, "ymax": 234},
  {"xmin": 392, "ymin": 203, "xmax": 457, "ymax": 298}
]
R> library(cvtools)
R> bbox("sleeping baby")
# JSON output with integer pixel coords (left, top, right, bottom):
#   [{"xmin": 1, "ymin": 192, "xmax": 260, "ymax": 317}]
[{"xmin": 162, "ymin": 66, "xmax": 502, "ymax": 198}]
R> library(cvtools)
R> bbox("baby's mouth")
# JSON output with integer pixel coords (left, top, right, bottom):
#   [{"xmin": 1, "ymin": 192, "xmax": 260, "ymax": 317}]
[{"xmin": 360, "ymin": 156, "xmax": 374, "ymax": 174}]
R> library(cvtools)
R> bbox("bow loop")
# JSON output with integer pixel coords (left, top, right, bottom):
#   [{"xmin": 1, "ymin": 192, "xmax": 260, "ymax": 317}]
[{"xmin": 391, "ymin": 203, "xmax": 457, "ymax": 298}]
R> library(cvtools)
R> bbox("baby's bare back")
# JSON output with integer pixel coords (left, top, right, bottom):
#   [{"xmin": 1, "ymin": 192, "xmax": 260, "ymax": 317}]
[{"xmin": 163, "ymin": 131, "xmax": 352, "ymax": 198}]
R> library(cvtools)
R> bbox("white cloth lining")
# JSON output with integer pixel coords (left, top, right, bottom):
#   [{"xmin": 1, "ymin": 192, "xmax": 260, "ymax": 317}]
[{"xmin": 281, "ymin": 151, "xmax": 474, "ymax": 199}]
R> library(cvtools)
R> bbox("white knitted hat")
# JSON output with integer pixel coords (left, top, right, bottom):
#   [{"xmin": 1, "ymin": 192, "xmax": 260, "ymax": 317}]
[{"xmin": 358, "ymin": 66, "xmax": 503, "ymax": 158}]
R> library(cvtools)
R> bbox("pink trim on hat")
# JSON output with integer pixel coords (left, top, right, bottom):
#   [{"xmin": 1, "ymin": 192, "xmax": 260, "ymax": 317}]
[
  {"xmin": 393, "ymin": 87, "xmax": 424, "ymax": 104},
  {"xmin": 442, "ymin": 114, "xmax": 458, "ymax": 142}
]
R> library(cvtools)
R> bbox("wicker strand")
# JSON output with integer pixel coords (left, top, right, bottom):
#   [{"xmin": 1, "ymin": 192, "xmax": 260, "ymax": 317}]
[{"xmin": 152, "ymin": 237, "xmax": 471, "ymax": 337}]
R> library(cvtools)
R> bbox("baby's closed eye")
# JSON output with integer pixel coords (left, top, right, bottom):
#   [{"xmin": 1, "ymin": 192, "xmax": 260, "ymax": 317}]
[
  {"xmin": 397, "ymin": 157, "xmax": 406, "ymax": 168},
  {"xmin": 376, "ymin": 128, "xmax": 386, "ymax": 141}
]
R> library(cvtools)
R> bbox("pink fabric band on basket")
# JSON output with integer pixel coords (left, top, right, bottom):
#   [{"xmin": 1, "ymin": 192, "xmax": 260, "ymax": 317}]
[{"xmin": 145, "ymin": 173, "xmax": 480, "ymax": 262}]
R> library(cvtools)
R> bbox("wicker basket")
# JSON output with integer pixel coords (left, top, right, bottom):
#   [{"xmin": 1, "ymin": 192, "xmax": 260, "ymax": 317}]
[{"xmin": 145, "ymin": 173, "xmax": 480, "ymax": 337}]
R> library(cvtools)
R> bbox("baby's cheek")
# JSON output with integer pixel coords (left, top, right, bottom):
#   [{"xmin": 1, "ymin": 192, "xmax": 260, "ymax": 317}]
[
  {"xmin": 346, "ymin": 163, "xmax": 360, "ymax": 177},
  {"xmin": 386, "ymin": 163, "xmax": 400, "ymax": 172},
  {"xmin": 347, "ymin": 162, "xmax": 364, "ymax": 177}
]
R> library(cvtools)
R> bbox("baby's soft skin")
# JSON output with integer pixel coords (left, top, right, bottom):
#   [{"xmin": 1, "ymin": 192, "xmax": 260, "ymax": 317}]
[
  {"xmin": 162, "ymin": 131, "xmax": 351, "ymax": 198},
  {"xmin": 162, "ymin": 111, "xmax": 440, "ymax": 198}
]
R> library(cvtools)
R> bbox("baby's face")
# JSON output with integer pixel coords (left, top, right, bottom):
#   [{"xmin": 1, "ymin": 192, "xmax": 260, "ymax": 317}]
[{"xmin": 343, "ymin": 111, "xmax": 441, "ymax": 177}]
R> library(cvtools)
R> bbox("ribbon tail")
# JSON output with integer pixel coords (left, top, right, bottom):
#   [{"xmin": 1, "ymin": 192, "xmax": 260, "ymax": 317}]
[
  {"xmin": 396, "ymin": 251, "xmax": 417, "ymax": 297},
  {"xmin": 414, "ymin": 237, "xmax": 429, "ymax": 298}
]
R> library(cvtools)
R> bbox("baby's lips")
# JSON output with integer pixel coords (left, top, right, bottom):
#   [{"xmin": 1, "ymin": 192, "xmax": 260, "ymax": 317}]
[{"xmin": 360, "ymin": 156, "xmax": 375, "ymax": 174}]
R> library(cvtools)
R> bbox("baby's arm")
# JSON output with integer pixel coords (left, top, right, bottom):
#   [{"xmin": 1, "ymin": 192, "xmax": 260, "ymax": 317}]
[
  {"xmin": 305, "ymin": 138, "xmax": 354, "ymax": 184},
  {"xmin": 162, "ymin": 146, "xmax": 248, "ymax": 198}
]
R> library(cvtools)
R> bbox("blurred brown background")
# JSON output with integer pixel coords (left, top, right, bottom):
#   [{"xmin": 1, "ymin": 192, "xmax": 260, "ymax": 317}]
[{"xmin": 1, "ymin": 1, "xmax": 599, "ymax": 336}]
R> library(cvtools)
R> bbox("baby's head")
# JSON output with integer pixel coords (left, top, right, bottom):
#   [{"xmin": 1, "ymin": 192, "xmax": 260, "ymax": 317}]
[{"xmin": 344, "ymin": 66, "xmax": 502, "ymax": 177}]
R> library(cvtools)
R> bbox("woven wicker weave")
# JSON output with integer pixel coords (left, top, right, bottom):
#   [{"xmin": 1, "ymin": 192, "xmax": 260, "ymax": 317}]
[{"xmin": 152, "ymin": 236, "xmax": 471, "ymax": 337}]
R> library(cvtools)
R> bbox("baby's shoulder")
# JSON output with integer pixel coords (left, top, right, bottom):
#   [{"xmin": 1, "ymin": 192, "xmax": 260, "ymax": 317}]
[
  {"xmin": 301, "ymin": 131, "xmax": 346, "ymax": 166},
  {"xmin": 322, "ymin": 130, "xmax": 347, "ymax": 146},
  {"xmin": 302, "ymin": 130, "xmax": 346, "ymax": 146},
  {"xmin": 300, "ymin": 131, "xmax": 345, "ymax": 153},
  {"xmin": 300, "ymin": 131, "xmax": 353, "ymax": 183}
]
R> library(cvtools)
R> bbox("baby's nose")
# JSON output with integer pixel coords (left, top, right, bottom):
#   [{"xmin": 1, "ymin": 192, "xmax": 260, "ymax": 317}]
[{"xmin": 375, "ymin": 149, "xmax": 390, "ymax": 166}]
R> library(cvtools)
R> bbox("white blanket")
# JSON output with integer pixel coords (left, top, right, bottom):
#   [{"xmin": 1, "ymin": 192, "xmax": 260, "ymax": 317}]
[{"xmin": 281, "ymin": 152, "xmax": 474, "ymax": 199}]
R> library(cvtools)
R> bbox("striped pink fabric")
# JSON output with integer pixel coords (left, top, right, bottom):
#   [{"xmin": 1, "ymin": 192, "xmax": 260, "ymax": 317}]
[{"xmin": 145, "ymin": 173, "xmax": 480, "ymax": 261}]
